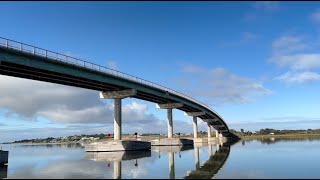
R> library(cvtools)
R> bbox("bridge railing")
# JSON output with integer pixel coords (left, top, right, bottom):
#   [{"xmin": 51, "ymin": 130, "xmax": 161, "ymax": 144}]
[{"xmin": 0, "ymin": 37, "xmax": 228, "ymax": 130}]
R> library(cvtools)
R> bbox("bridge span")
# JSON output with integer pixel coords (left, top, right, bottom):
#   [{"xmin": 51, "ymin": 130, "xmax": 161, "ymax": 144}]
[{"xmin": 0, "ymin": 37, "xmax": 231, "ymax": 150}]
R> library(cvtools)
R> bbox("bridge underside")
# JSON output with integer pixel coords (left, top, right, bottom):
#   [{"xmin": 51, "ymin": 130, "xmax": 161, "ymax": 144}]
[{"xmin": 0, "ymin": 47, "xmax": 231, "ymax": 136}]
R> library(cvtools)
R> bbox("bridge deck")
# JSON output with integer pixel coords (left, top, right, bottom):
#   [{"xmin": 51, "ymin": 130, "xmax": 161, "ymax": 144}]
[{"xmin": 0, "ymin": 37, "xmax": 230, "ymax": 136}]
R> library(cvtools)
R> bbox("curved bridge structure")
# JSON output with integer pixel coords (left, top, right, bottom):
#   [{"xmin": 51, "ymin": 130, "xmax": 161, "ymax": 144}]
[{"xmin": 0, "ymin": 37, "xmax": 231, "ymax": 140}]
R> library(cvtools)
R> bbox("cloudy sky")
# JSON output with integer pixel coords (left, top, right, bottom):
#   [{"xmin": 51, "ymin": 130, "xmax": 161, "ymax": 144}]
[{"xmin": 1, "ymin": 2, "xmax": 320, "ymax": 142}]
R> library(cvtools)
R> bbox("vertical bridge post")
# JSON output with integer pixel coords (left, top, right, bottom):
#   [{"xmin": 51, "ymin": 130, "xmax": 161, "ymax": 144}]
[
  {"xmin": 185, "ymin": 111, "xmax": 205, "ymax": 141},
  {"xmin": 207, "ymin": 123, "xmax": 211, "ymax": 139},
  {"xmin": 100, "ymin": 89, "xmax": 137, "ymax": 141},
  {"xmin": 156, "ymin": 103, "xmax": 183, "ymax": 139}
]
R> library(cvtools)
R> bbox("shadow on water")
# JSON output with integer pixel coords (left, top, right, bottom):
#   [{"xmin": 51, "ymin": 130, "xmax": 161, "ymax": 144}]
[
  {"xmin": 0, "ymin": 165, "xmax": 7, "ymax": 179},
  {"xmin": 184, "ymin": 139, "xmax": 239, "ymax": 179}
]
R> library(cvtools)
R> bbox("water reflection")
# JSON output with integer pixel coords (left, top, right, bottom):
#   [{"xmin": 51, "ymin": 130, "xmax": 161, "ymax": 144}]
[
  {"xmin": 13, "ymin": 143, "xmax": 82, "ymax": 149},
  {"xmin": 151, "ymin": 146, "xmax": 194, "ymax": 159},
  {"xmin": 151, "ymin": 146, "xmax": 194, "ymax": 179},
  {"xmin": 185, "ymin": 140, "xmax": 238, "ymax": 179},
  {"xmin": 0, "ymin": 165, "xmax": 7, "ymax": 179},
  {"xmin": 242, "ymin": 136, "xmax": 320, "ymax": 145},
  {"xmin": 86, "ymin": 151, "xmax": 151, "ymax": 179}
]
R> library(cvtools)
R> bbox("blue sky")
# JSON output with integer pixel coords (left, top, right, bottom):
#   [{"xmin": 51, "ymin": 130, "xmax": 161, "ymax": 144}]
[{"xmin": 1, "ymin": 1, "xmax": 320, "ymax": 142}]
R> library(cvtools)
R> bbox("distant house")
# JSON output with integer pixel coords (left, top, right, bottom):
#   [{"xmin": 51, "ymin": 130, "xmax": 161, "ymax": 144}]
[
  {"xmin": 81, "ymin": 137, "xmax": 90, "ymax": 141},
  {"xmin": 269, "ymin": 133, "xmax": 275, "ymax": 135}
]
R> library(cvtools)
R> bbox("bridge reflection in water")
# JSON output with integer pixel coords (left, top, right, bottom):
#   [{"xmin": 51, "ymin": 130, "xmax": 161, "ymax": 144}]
[
  {"xmin": 185, "ymin": 140, "xmax": 238, "ymax": 179},
  {"xmin": 0, "ymin": 165, "xmax": 7, "ymax": 179},
  {"xmin": 151, "ymin": 145, "xmax": 194, "ymax": 179},
  {"xmin": 86, "ymin": 150, "xmax": 151, "ymax": 179},
  {"xmin": 85, "ymin": 139, "xmax": 238, "ymax": 179}
]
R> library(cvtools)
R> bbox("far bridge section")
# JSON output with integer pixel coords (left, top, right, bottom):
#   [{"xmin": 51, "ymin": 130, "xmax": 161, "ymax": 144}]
[{"xmin": 0, "ymin": 37, "xmax": 231, "ymax": 151}]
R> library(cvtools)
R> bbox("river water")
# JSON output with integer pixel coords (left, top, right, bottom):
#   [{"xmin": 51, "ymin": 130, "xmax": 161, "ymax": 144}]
[{"xmin": 1, "ymin": 137, "xmax": 320, "ymax": 179}]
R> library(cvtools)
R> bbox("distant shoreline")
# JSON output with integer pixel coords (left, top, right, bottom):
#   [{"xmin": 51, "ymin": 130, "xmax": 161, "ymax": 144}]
[
  {"xmin": 3, "ymin": 133, "xmax": 320, "ymax": 145},
  {"xmin": 241, "ymin": 133, "xmax": 320, "ymax": 139},
  {"xmin": 0, "ymin": 142, "xmax": 82, "ymax": 145}
]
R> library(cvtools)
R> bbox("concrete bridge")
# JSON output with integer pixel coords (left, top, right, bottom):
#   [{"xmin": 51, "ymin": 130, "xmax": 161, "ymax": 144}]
[{"xmin": 0, "ymin": 37, "xmax": 231, "ymax": 151}]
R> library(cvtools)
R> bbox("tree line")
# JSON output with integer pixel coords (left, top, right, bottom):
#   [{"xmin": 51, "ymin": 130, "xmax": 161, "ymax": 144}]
[{"xmin": 229, "ymin": 128, "xmax": 320, "ymax": 136}]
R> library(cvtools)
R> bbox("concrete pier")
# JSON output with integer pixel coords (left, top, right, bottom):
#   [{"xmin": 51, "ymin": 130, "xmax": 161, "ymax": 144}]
[
  {"xmin": 185, "ymin": 111, "xmax": 207, "ymax": 144},
  {"xmin": 167, "ymin": 108, "xmax": 173, "ymax": 138},
  {"xmin": 207, "ymin": 123, "xmax": 211, "ymax": 139},
  {"xmin": 207, "ymin": 123, "xmax": 217, "ymax": 143},
  {"xmin": 86, "ymin": 89, "xmax": 151, "ymax": 151},
  {"xmin": 192, "ymin": 116, "xmax": 208, "ymax": 143},
  {"xmin": 0, "ymin": 150, "xmax": 8, "ymax": 165},
  {"xmin": 193, "ymin": 116, "xmax": 198, "ymax": 139},
  {"xmin": 85, "ymin": 140, "xmax": 151, "ymax": 152},
  {"xmin": 151, "ymin": 138, "xmax": 194, "ymax": 146},
  {"xmin": 215, "ymin": 130, "xmax": 219, "ymax": 138},
  {"xmin": 114, "ymin": 98, "xmax": 121, "ymax": 141},
  {"xmin": 157, "ymin": 103, "xmax": 183, "ymax": 139},
  {"xmin": 154, "ymin": 103, "xmax": 193, "ymax": 146}
]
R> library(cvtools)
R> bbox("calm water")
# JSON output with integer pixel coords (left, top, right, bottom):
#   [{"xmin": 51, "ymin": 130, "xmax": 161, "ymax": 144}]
[{"xmin": 1, "ymin": 138, "xmax": 320, "ymax": 179}]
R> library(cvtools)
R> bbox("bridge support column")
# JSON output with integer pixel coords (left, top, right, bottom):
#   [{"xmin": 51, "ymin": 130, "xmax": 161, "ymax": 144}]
[
  {"xmin": 215, "ymin": 130, "xmax": 219, "ymax": 138},
  {"xmin": 207, "ymin": 124, "xmax": 211, "ymax": 139},
  {"xmin": 218, "ymin": 133, "xmax": 224, "ymax": 145},
  {"xmin": 85, "ymin": 89, "xmax": 151, "ymax": 152},
  {"xmin": 114, "ymin": 98, "xmax": 122, "ymax": 140},
  {"xmin": 167, "ymin": 108, "xmax": 173, "ymax": 138},
  {"xmin": 207, "ymin": 124, "xmax": 216, "ymax": 143},
  {"xmin": 152, "ymin": 103, "xmax": 193, "ymax": 146},
  {"xmin": 185, "ymin": 111, "xmax": 207, "ymax": 144},
  {"xmin": 193, "ymin": 116, "xmax": 198, "ymax": 139}
]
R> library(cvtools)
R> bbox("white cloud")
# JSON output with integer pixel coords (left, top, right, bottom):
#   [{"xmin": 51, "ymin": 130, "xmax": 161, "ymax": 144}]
[
  {"xmin": 228, "ymin": 116, "xmax": 320, "ymax": 131},
  {"xmin": 0, "ymin": 75, "xmax": 162, "ymax": 126},
  {"xmin": 220, "ymin": 32, "xmax": 258, "ymax": 47},
  {"xmin": 271, "ymin": 35, "xmax": 307, "ymax": 56},
  {"xmin": 0, "ymin": 75, "xmax": 205, "ymax": 141},
  {"xmin": 106, "ymin": 60, "xmax": 118, "ymax": 70},
  {"xmin": 270, "ymin": 35, "xmax": 320, "ymax": 84},
  {"xmin": 175, "ymin": 64, "xmax": 271, "ymax": 105},
  {"xmin": 310, "ymin": 9, "xmax": 320, "ymax": 23},
  {"xmin": 244, "ymin": 2, "xmax": 280, "ymax": 21},
  {"xmin": 275, "ymin": 71, "xmax": 320, "ymax": 83},
  {"xmin": 271, "ymin": 54, "xmax": 320, "ymax": 70}
]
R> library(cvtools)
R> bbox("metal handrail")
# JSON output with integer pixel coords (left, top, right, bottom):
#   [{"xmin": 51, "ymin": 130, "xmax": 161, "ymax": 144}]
[{"xmin": 0, "ymin": 37, "xmax": 228, "ymax": 130}]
